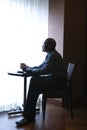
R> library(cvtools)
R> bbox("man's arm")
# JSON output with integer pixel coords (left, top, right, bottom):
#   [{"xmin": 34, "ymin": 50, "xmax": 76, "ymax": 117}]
[{"xmin": 20, "ymin": 52, "xmax": 57, "ymax": 76}]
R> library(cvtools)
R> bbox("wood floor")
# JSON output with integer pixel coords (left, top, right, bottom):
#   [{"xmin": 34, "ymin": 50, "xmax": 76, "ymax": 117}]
[{"xmin": 0, "ymin": 98, "xmax": 87, "ymax": 130}]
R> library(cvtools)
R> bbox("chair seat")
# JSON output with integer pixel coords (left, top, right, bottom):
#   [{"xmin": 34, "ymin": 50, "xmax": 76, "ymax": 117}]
[{"xmin": 46, "ymin": 90, "xmax": 68, "ymax": 98}]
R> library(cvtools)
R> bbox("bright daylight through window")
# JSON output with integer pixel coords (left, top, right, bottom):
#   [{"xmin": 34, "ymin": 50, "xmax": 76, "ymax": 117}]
[{"xmin": 0, "ymin": 0, "xmax": 48, "ymax": 112}]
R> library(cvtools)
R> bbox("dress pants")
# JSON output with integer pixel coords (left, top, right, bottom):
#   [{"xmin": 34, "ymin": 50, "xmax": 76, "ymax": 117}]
[{"xmin": 23, "ymin": 75, "xmax": 66, "ymax": 121}]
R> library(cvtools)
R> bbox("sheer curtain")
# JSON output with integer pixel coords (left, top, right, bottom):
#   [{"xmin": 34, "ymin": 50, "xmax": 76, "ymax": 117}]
[{"xmin": 0, "ymin": 0, "xmax": 49, "ymax": 112}]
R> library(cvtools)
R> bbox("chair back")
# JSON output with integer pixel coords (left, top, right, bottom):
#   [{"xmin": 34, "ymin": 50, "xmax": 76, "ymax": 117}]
[
  {"xmin": 67, "ymin": 63, "xmax": 76, "ymax": 81},
  {"xmin": 66, "ymin": 63, "xmax": 76, "ymax": 94}
]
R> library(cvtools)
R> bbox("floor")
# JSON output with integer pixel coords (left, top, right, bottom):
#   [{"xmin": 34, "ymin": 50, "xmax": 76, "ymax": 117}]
[{"xmin": 0, "ymin": 98, "xmax": 87, "ymax": 130}]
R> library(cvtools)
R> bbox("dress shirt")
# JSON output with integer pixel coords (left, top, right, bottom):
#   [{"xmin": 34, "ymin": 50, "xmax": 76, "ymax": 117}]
[{"xmin": 24, "ymin": 50, "xmax": 67, "ymax": 80}]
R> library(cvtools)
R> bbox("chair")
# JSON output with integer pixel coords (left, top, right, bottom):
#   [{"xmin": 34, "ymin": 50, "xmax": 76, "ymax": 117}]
[{"xmin": 42, "ymin": 63, "xmax": 76, "ymax": 120}]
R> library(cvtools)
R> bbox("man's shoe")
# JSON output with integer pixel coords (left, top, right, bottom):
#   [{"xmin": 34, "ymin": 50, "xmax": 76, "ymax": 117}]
[
  {"xmin": 16, "ymin": 118, "xmax": 35, "ymax": 127},
  {"xmin": 16, "ymin": 118, "xmax": 28, "ymax": 127}
]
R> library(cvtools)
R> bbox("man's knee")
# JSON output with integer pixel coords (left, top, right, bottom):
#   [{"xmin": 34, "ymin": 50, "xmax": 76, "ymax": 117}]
[
  {"xmin": 30, "ymin": 76, "xmax": 40, "ymax": 82},
  {"xmin": 30, "ymin": 76, "xmax": 40, "ymax": 86}
]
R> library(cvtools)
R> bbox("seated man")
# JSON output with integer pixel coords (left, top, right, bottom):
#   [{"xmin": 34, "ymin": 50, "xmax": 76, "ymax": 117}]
[{"xmin": 16, "ymin": 38, "xmax": 67, "ymax": 127}]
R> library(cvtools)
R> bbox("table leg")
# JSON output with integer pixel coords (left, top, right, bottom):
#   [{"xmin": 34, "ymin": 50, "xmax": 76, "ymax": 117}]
[{"xmin": 23, "ymin": 76, "xmax": 27, "ymax": 111}]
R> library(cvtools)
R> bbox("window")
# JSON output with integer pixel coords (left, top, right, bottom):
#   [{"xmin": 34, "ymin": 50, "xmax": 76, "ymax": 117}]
[{"xmin": 0, "ymin": 0, "xmax": 49, "ymax": 112}]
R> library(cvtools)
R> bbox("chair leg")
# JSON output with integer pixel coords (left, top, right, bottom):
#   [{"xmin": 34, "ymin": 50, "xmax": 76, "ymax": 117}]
[
  {"xmin": 42, "ymin": 94, "xmax": 47, "ymax": 120},
  {"xmin": 69, "ymin": 99, "xmax": 73, "ymax": 120},
  {"xmin": 68, "ymin": 96, "xmax": 73, "ymax": 120},
  {"xmin": 65, "ymin": 97, "xmax": 70, "ymax": 111}
]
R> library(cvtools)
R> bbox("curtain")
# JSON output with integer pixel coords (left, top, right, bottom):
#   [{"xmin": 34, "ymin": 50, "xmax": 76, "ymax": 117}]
[{"xmin": 0, "ymin": 0, "xmax": 49, "ymax": 112}]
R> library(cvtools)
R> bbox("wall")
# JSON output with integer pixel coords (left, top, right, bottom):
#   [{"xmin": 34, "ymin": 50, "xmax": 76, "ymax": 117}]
[
  {"xmin": 84, "ymin": 0, "xmax": 87, "ymax": 95},
  {"xmin": 63, "ymin": 0, "xmax": 86, "ymax": 100},
  {"xmin": 48, "ymin": 0, "xmax": 64, "ymax": 56},
  {"xmin": 48, "ymin": 0, "xmax": 86, "ymax": 101}
]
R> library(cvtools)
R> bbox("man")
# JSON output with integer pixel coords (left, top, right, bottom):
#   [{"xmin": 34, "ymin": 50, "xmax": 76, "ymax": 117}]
[{"xmin": 16, "ymin": 38, "xmax": 67, "ymax": 127}]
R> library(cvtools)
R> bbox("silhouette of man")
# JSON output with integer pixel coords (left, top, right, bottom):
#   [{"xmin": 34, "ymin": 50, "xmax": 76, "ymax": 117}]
[{"xmin": 16, "ymin": 38, "xmax": 67, "ymax": 127}]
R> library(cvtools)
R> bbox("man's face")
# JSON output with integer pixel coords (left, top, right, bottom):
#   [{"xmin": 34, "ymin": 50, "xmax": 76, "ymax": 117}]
[
  {"xmin": 42, "ymin": 41, "xmax": 49, "ymax": 52},
  {"xmin": 42, "ymin": 44, "xmax": 46, "ymax": 52}
]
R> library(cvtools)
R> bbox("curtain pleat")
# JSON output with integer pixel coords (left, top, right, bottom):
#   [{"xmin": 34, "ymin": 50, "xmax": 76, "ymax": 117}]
[{"xmin": 0, "ymin": 0, "xmax": 48, "ymax": 112}]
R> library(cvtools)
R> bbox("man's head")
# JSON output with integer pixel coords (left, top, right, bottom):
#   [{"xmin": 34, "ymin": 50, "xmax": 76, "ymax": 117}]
[{"xmin": 42, "ymin": 38, "xmax": 56, "ymax": 52}]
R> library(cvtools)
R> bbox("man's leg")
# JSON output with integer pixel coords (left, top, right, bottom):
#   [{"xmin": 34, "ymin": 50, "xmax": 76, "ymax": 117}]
[
  {"xmin": 16, "ymin": 75, "xmax": 54, "ymax": 126},
  {"xmin": 23, "ymin": 75, "xmax": 55, "ymax": 120},
  {"xmin": 23, "ymin": 76, "xmax": 42, "ymax": 121}
]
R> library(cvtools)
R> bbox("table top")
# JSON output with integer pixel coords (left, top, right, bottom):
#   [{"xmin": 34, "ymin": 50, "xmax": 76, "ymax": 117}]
[
  {"xmin": 8, "ymin": 71, "xmax": 48, "ymax": 77},
  {"xmin": 8, "ymin": 71, "xmax": 30, "ymax": 77}
]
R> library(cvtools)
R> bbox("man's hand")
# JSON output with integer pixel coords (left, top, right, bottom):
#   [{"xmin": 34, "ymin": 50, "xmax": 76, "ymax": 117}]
[{"xmin": 20, "ymin": 63, "xmax": 27, "ymax": 70}]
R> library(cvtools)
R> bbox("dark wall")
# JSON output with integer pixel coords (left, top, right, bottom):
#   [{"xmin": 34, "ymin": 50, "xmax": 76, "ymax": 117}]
[
  {"xmin": 48, "ymin": 0, "xmax": 86, "ymax": 100},
  {"xmin": 63, "ymin": 0, "xmax": 86, "ymax": 100},
  {"xmin": 84, "ymin": 0, "xmax": 87, "ymax": 95}
]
